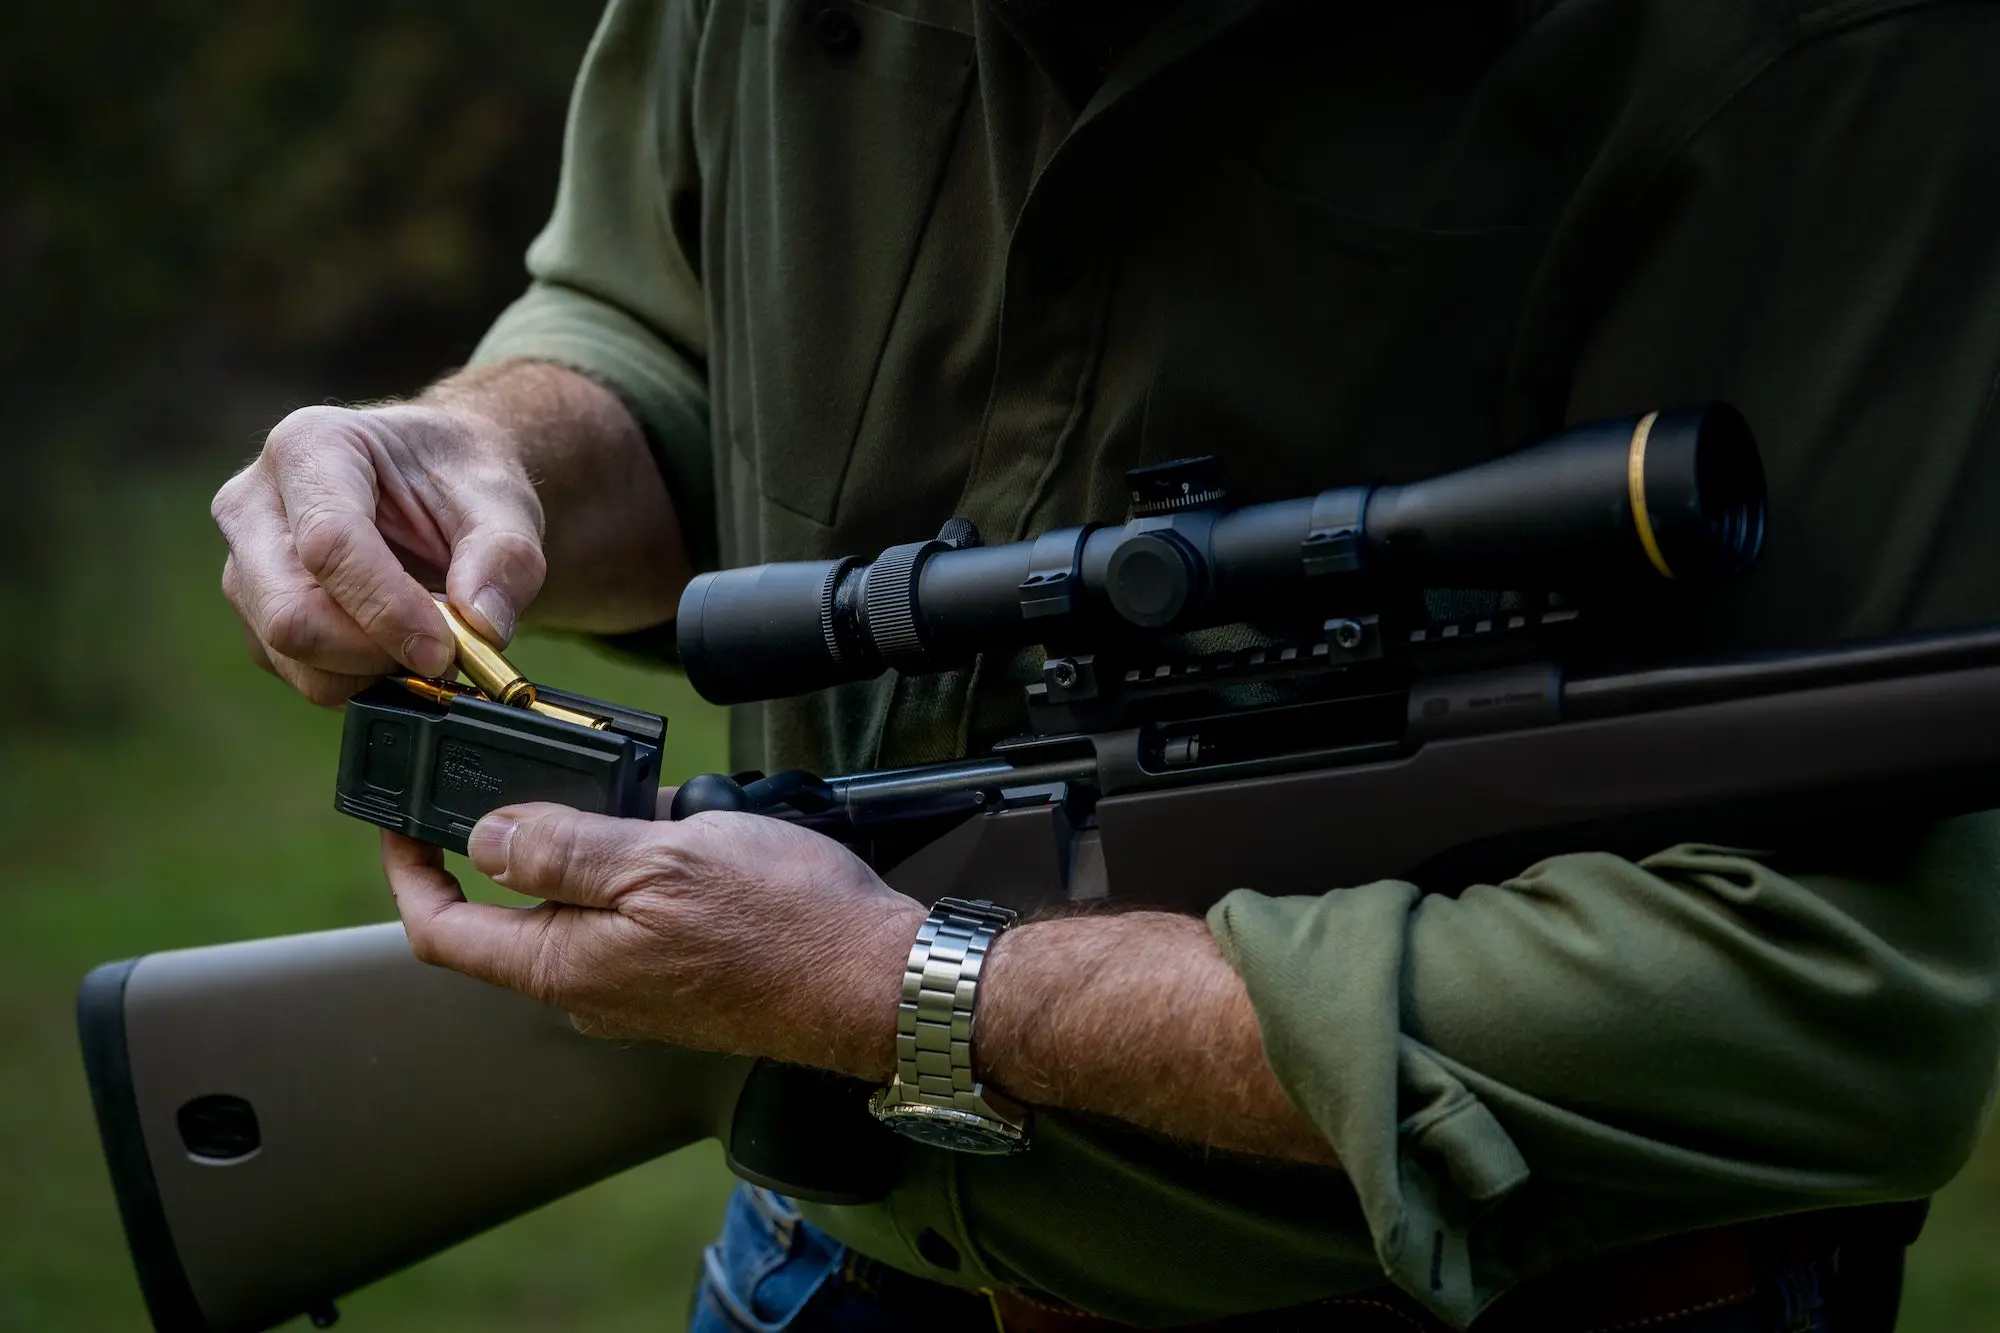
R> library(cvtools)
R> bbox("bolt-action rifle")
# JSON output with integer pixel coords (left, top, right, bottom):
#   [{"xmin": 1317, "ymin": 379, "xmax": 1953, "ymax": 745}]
[{"xmin": 79, "ymin": 406, "xmax": 2000, "ymax": 1333}]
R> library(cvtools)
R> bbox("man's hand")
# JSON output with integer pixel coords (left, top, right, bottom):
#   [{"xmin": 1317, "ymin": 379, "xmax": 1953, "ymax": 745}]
[
  {"xmin": 387, "ymin": 793, "xmax": 1339, "ymax": 1167},
  {"xmin": 382, "ymin": 800, "xmax": 926, "ymax": 1080},
  {"xmin": 212, "ymin": 360, "xmax": 688, "ymax": 705},
  {"xmin": 213, "ymin": 401, "xmax": 543, "ymax": 703}
]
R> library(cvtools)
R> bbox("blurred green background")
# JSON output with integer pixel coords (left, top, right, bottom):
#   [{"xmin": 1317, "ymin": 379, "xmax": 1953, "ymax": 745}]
[{"xmin": 0, "ymin": 3, "xmax": 1993, "ymax": 1330}]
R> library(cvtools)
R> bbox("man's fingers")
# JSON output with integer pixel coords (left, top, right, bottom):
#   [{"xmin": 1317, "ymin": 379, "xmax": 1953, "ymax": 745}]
[
  {"xmin": 267, "ymin": 649, "xmax": 379, "ymax": 707},
  {"xmin": 466, "ymin": 804, "xmax": 664, "ymax": 908},
  {"xmin": 222, "ymin": 588, "xmax": 378, "ymax": 706},
  {"xmin": 382, "ymin": 826, "xmax": 452, "ymax": 884},
  {"xmin": 217, "ymin": 403, "xmax": 545, "ymax": 687},
  {"xmin": 382, "ymin": 830, "xmax": 547, "ymax": 992},
  {"xmin": 217, "ymin": 498, "xmax": 400, "ymax": 676},
  {"xmin": 443, "ymin": 491, "xmax": 547, "ymax": 646},
  {"xmin": 264, "ymin": 409, "xmax": 454, "ymax": 676}
]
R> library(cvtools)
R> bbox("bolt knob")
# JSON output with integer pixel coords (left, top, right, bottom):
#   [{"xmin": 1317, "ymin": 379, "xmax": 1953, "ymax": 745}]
[{"xmin": 669, "ymin": 773, "xmax": 753, "ymax": 819}]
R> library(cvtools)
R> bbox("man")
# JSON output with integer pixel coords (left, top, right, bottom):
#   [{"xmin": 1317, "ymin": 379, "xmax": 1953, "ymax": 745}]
[{"xmin": 211, "ymin": 1, "xmax": 2000, "ymax": 1329}]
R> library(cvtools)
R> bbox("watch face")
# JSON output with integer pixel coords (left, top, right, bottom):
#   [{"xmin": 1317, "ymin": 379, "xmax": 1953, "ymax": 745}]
[{"xmin": 877, "ymin": 1104, "xmax": 1026, "ymax": 1155}]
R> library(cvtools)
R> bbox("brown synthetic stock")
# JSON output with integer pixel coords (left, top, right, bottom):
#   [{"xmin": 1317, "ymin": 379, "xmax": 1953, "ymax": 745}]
[{"xmin": 109, "ymin": 923, "xmax": 747, "ymax": 1333}]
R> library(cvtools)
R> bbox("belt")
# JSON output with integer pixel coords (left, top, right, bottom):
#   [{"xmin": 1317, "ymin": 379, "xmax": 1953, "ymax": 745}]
[{"xmin": 860, "ymin": 1202, "xmax": 1928, "ymax": 1333}]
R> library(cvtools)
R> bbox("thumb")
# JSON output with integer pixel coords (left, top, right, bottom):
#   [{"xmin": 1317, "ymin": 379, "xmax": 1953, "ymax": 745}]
[{"xmin": 443, "ymin": 486, "xmax": 547, "ymax": 646}]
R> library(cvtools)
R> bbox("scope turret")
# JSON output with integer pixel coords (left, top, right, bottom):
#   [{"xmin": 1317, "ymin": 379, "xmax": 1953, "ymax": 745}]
[{"xmin": 677, "ymin": 405, "xmax": 1764, "ymax": 705}]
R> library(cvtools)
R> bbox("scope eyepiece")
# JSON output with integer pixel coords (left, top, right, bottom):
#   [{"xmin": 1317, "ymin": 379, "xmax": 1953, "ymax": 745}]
[{"xmin": 676, "ymin": 405, "xmax": 1767, "ymax": 705}]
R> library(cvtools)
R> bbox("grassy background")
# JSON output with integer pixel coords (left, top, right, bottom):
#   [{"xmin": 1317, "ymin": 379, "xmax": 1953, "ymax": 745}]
[{"xmin": 0, "ymin": 467, "xmax": 1993, "ymax": 1331}]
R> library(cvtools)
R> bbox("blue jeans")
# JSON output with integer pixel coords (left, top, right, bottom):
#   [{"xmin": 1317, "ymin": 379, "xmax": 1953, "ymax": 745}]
[
  {"xmin": 690, "ymin": 1184, "xmax": 1841, "ymax": 1332},
  {"xmin": 691, "ymin": 1184, "xmax": 988, "ymax": 1333}
]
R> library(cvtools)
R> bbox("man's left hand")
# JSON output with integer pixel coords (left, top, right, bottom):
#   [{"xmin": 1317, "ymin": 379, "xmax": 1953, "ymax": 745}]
[
  {"xmin": 386, "ymin": 795, "xmax": 1342, "ymax": 1166},
  {"xmin": 381, "ymin": 797, "xmax": 926, "ymax": 1081}
]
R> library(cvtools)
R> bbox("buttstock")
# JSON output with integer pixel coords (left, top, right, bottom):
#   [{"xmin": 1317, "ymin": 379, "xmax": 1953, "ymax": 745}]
[{"xmin": 79, "ymin": 921, "xmax": 749, "ymax": 1333}]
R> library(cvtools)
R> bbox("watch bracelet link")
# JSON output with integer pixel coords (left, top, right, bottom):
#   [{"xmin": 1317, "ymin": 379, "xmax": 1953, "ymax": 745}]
[{"xmin": 887, "ymin": 897, "xmax": 1017, "ymax": 1114}]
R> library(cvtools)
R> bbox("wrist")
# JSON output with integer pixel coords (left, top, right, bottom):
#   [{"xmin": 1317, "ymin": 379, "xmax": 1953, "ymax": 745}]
[
  {"xmin": 382, "ymin": 397, "xmax": 523, "ymax": 469},
  {"xmin": 969, "ymin": 917, "xmax": 1068, "ymax": 1105},
  {"xmin": 414, "ymin": 360, "xmax": 628, "ymax": 474},
  {"xmin": 415, "ymin": 360, "xmax": 687, "ymax": 633},
  {"xmin": 824, "ymin": 896, "xmax": 929, "ymax": 1083},
  {"xmin": 974, "ymin": 911, "xmax": 1237, "ymax": 1109}
]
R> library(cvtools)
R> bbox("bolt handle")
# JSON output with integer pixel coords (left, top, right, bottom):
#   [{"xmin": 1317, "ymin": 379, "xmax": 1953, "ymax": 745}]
[{"xmin": 668, "ymin": 769, "xmax": 835, "ymax": 821}]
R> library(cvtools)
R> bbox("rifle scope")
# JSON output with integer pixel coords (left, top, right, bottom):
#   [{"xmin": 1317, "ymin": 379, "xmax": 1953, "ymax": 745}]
[{"xmin": 678, "ymin": 405, "xmax": 1764, "ymax": 705}]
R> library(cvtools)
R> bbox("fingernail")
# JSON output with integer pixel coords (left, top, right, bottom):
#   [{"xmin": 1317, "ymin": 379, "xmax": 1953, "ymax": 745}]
[
  {"xmin": 472, "ymin": 585, "xmax": 516, "ymax": 645},
  {"xmin": 467, "ymin": 813, "xmax": 518, "ymax": 877},
  {"xmin": 404, "ymin": 632, "xmax": 453, "ymax": 678}
]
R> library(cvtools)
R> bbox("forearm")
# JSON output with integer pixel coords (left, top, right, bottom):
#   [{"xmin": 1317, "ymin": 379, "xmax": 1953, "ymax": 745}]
[
  {"xmin": 420, "ymin": 358, "xmax": 690, "ymax": 633},
  {"xmin": 972, "ymin": 911, "xmax": 1339, "ymax": 1167}
]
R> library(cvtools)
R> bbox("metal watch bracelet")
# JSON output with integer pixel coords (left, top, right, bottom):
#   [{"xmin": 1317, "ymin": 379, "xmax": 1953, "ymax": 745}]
[{"xmin": 870, "ymin": 897, "xmax": 1028, "ymax": 1152}]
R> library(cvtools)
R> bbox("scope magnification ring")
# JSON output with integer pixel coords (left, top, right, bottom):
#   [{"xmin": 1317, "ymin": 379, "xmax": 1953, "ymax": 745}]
[
  {"xmin": 818, "ymin": 555, "xmax": 863, "ymax": 667},
  {"xmin": 861, "ymin": 540, "xmax": 946, "ymax": 668}
]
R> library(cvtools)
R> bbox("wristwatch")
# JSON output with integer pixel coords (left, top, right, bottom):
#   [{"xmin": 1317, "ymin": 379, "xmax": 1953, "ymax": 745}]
[{"xmin": 869, "ymin": 897, "xmax": 1030, "ymax": 1154}]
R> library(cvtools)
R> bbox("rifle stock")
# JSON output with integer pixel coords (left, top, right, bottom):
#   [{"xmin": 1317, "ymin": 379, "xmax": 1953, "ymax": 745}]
[{"xmin": 79, "ymin": 922, "xmax": 748, "ymax": 1333}]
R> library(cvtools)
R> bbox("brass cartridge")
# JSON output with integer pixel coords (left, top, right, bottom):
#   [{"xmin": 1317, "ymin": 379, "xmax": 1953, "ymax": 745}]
[
  {"xmin": 390, "ymin": 673, "xmax": 610, "ymax": 731},
  {"xmin": 435, "ymin": 600, "xmax": 536, "ymax": 708}
]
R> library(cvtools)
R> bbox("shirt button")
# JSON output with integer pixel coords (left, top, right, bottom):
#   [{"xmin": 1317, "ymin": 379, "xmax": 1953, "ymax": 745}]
[{"xmin": 810, "ymin": 7, "xmax": 863, "ymax": 57}]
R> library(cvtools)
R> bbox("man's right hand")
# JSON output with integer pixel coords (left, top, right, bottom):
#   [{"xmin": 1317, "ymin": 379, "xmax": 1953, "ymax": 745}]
[{"xmin": 212, "ymin": 402, "xmax": 546, "ymax": 706}]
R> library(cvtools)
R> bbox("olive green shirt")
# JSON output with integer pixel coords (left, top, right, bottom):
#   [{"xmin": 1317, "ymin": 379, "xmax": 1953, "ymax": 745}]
[{"xmin": 473, "ymin": 0, "xmax": 2000, "ymax": 1324}]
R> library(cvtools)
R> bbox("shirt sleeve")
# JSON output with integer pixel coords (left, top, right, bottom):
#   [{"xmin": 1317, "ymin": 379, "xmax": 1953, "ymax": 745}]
[
  {"xmin": 469, "ymin": 0, "xmax": 719, "ymax": 573},
  {"xmin": 1208, "ymin": 11, "xmax": 2000, "ymax": 1326}
]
